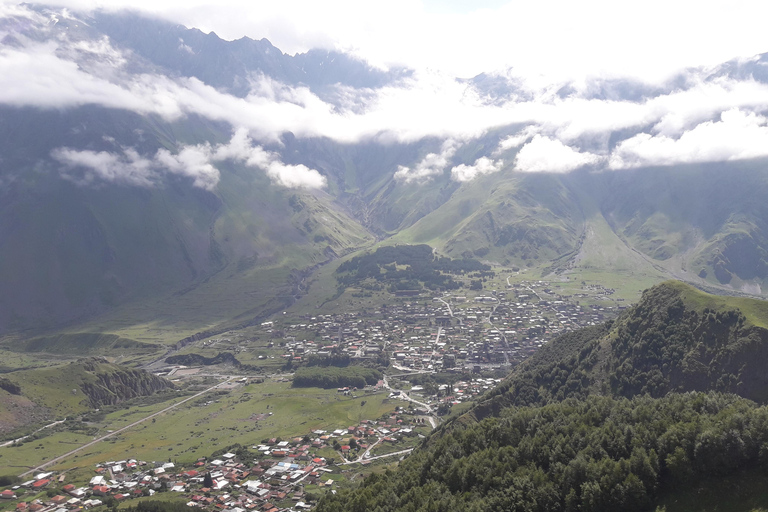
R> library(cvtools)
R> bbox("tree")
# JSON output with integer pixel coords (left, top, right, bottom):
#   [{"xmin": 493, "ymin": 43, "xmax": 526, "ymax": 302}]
[{"xmin": 203, "ymin": 472, "xmax": 214, "ymax": 488}]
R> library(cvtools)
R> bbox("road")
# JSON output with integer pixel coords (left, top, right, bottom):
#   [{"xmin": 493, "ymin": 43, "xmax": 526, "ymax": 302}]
[
  {"xmin": 438, "ymin": 297, "xmax": 462, "ymax": 325},
  {"xmin": 18, "ymin": 378, "xmax": 236, "ymax": 478},
  {"xmin": 340, "ymin": 447, "xmax": 414, "ymax": 465},
  {"xmin": 484, "ymin": 296, "xmax": 511, "ymax": 366},
  {"xmin": 0, "ymin": 420, "xmax": 67, "ymax": 448},
  {"xmin": 381, "ymin": 374, "xmax": 437, "ymax": 428}
]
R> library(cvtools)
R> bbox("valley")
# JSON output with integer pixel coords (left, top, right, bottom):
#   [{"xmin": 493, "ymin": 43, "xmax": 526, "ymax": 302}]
[{"xmin": 3, "ymin": 4, "xmax": 768, "ymax": 512}]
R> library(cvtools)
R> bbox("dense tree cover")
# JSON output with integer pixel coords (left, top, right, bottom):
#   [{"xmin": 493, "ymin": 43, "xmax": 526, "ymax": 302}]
[
  {"xmin": 318, "ymin": 392, "xmax": 768, "ymax": 512},
  {"xmin": 335, "ymin": 244, "xmax": 491, "ymax": 292},
  {"xmin": 305, "ymin": 353, "xmax": 352, "ymax": 367},
  {"xmin": 605, "ymin": 284, "xmax": 768, "ymax": 403},
  {"xmin": 0, "ymin": 377, "xmax": 21, "ymax": 395},
  {"xmin": 292, "ymin": 366, "xmax": 382, "ymax": 389}
]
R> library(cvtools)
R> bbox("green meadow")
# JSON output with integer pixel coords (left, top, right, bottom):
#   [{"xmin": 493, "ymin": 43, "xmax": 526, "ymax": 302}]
[{"xmin": 0, "ymin": 379, "xmax": 398, "ymax": 473}]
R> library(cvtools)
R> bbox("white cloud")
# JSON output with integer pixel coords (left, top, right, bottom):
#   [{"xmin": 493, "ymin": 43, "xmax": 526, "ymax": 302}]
[
  {"xmin": 25, "ymin": 0, "xmax": 768, "ymax": 83},
  {"xmin": 52, "ymin": 128, "xmax": 327, "ymax": 189},
  {"xmin": 212, "ymin": 128, "xmax": 327, "ymax": 188},
  {"xmin": 609, "ymin": 109, "xmax": 768, "ymax": 169},
  {"xmin": 451, "ymin": 157, "xmax": 504, "ymax": 182},
  {"xmin": 496, "ymin": 126, "xmax": 540, "ymax": 153},
  {"xmin": 52, "ymin": 146, "xmax": 156, "ymax": 187},
  {"xmin": 7, "ymin": 3, "xmax": 768, "ymax": 178},
  {"xmin": 514, "ymin": 135, "xmax": 602, "ymax": 173},
  {"xmin": 53, "ymin": 144, "xmax": 220, "ymax": 189},
  {"xmin": 155, "ymin": 144, "xmax": 220, "ymax": 189},
  {"xmin": 394, "ymin": 139, "xmax": 459, "ymax": 183}
]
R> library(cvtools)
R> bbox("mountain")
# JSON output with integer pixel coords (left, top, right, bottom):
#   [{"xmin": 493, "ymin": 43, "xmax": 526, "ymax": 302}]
[
  {"xmin": 2, "ymin": 5, "xmax": 768, "ymax": 346},
  {"xmin": 317, "ymin": 281, "xmax": 768, "ymax": 512}
]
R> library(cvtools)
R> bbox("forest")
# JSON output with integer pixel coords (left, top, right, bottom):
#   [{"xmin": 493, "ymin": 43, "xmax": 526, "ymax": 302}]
[
  {"xmin": 335, "ymin": 244, "xmax": 491, "ymax": 292},
  {"xmin": 318, "ymin": 392, "xmax": 768, "ymax": 512},
  {"xmin": 291, "ymin": 366, "xmax": 382, "ymax": 389}
]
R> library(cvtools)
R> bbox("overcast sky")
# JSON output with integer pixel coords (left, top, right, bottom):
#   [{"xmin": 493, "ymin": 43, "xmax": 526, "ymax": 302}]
[
  {"xmin": 4, "ymin": 0, "xmax": 768, "ymax": 188},
  {"xmin": 5, "ymin": 0, "xmax": 768, "ymax": 80}
]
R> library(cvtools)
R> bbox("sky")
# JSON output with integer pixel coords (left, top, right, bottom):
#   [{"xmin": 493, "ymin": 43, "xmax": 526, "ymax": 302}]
[
  {"xmin": 3, "ymin": 0, "xmax": 768, "ymax": 188},
  {"xmin": 5, "ymin": 0, "xmax": 768, "ymax": 80}
]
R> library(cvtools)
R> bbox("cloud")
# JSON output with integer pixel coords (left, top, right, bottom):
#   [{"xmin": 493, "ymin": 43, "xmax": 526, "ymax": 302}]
[
  {"xmin": 9, "ymin": 3, "xmax": 768, "ymax": 178},
  {"xmin": 53, "ymin": 143, "xmax": 220, "ymax": 189},
  {"xmin": 212, "ymin": 128, "xmax": 327, "ymax": 188},
  {"xmin": 155, "ymin": 145, "xmax": 220, "ymax": 189},
  {"xmin": 451, "ymin": 157, "xmax": 505, "ymax": 182},
  {"xmin": 496, "ymin": 126, "xmax": 540, "ymax": 153},
  {"xmin": 609, "ymin": 109, "xmax": 768, "ymax": 169},
  {"xmin": 514, "ymin": 135, "xmax": 602, "ymax": 173},
  {"xmin": 52, "ymin": 146, "xmax": 157, "ymax": 187},
  {"xmin": 394, "ymin": 139, "xmax": 459, "ymax": 183},
  {"xmin": 32, "ymin": 0, "xmax": 768, "ymax": 83},
  {"xmin": 52, "ymin": 128, "xmax": 326, "ymax": 189}
]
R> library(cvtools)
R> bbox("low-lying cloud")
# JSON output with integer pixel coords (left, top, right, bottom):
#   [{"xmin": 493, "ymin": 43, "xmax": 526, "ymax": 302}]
[
  {"xmin": 451, "ymin": 157, "xmax": 505, "ymax": 182},
  {"xmin": 609, "ymin": 109, "xmax": 768, "ymax": 169},
  {"xmin": 7, "ymin": 5, "xmax": 768, "ymax": 181},
  {"xmin": 394, "ymin": 139, "xmax": 459, "ymax": 183},
  {"xmin": 52, "ymin": 128, "xmax": 326, "ymax": 190},
  {"xmin": 515, "ymin": 135, "xmax": 603, "ymax": 173}
]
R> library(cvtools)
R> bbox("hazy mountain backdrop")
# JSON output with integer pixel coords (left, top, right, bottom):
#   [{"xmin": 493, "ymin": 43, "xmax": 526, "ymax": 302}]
[{"xmin": 2, "ymin": 4, "xmax": 768, "ymax": 336}]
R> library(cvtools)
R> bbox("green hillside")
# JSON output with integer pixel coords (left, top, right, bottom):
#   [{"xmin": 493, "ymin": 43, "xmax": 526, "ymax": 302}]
[
  {"xmin": 318, "ymin": 281, "xmax": 768, "ymax": 512},
  {"xmin": 0, "ymin": 358, "xmax": 174, "ymax": 435}
]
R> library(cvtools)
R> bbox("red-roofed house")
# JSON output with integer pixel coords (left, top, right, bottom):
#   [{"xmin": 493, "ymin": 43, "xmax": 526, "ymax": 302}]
[
  {"xmin": 92, "ymin": 485, "xmax": 109, "ymax": 496},
  {"xmin": 31, "ymin": 480, "xmax": 49, "ymax": 490}
]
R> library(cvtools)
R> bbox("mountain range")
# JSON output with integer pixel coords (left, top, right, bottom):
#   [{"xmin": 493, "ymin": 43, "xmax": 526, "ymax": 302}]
[{"xmin": 2, "ymin": 4, "xmax": 768, "ymax": 340}]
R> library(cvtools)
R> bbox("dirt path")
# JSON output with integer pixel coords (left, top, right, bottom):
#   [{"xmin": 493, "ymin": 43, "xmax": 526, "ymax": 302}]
[{"xmin": 0, "ymin": 420, "xmax": 66, "ymax": 448}]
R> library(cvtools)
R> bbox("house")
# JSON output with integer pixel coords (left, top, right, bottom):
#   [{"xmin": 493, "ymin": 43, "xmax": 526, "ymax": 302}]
[
  {"xmin": 49, "ymin": 496, "xmax": 68, "ymax": 505},
  {"xmin": 92, "ymin": 486, "xmax": 109, "ymax": 496},
  {"xmin": 31, "ymin": 480, "xmax": 50, "ymax": 490},
  {"xmin": 1, "ymin": 490, "xmax": 16, "ymax": 500}
]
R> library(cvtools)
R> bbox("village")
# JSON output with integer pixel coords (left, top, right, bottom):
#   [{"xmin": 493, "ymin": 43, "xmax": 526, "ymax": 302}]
[
  {"xmin": 268, "ymin": 280, "xmax": 621, "ymax": 374},
  {"xmin": 0, "ymin": 280, "xmax": 623, "ymax": 512},
  {"xmin": 1, "ymin": 407, "xmax": 436, "ymax": 512}
]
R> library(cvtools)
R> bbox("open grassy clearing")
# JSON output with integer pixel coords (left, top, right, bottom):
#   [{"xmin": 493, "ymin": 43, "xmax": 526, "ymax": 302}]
[
  {"xmin": 1, "ymin": 379, "xmax": 398, "ymax": 473},
  {"xmin": 664, "ymin": 280, "xmax": 768, "ymax": 329}
]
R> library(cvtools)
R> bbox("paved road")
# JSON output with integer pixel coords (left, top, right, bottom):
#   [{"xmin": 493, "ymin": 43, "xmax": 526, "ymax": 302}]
[{"xmin": 18, "ymin": 378, "xmax": 235, "ymax": 478}]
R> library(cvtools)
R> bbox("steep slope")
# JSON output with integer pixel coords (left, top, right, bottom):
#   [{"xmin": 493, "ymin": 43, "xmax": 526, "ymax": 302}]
[
  {"xmin": 589, "ymin": 164, "xmax": 768, "ymax": 293},
  {"xmin": 318, "ymin": 281, "xmax": 768, "ymax": 512},
  {"xmin": 472, "ymin": 281, "xmax": 768, "ymax": 418},
  {"xmin": 0, "ymin": 105, "xmax": 374, "ymax": 336},
  {"xmin": 0, "ymin": 358, "xmax": 174, "ymax": 435}
]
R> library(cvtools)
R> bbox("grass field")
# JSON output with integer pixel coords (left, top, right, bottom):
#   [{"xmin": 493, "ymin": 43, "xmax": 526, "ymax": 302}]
[{"xmin": 0, "ymin": 378, "xmax": 398, "ymax": 474}]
